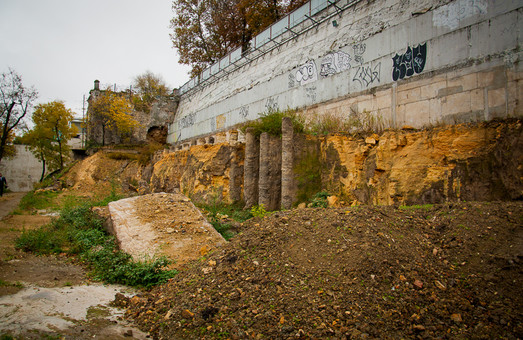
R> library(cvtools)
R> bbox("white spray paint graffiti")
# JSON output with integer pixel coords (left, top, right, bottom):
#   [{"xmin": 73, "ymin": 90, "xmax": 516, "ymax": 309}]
[
  {"xmin": 295, "ymin": 60, "xmax": 318, "ymax": 86},
  {"xmin": 433, "ymin": 0, "xmax": 487, "ymax": 30},
  {"xmin": 320, "ymin": 51, "xmax": 352, "ymax": 77}
]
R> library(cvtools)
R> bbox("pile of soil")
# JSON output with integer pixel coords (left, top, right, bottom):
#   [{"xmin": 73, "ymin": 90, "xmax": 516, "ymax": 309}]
[{"xmin": 125, "ymin": 201, "xmax": 522, "ymax": 339}]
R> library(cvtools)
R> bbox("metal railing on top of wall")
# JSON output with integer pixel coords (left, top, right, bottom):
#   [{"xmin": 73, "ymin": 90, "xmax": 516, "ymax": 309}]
[{"xmin": 178, "ymin": 0, "xmax": 359, "ymax": 96}]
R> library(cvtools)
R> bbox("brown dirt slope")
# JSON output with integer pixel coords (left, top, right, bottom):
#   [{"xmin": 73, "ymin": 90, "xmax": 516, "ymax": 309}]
[{"xmin": 126, "ymin": 201, "xmax": 522, "ymax": 339}]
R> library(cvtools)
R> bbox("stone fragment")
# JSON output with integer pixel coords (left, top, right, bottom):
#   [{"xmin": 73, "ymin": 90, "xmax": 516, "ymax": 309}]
[
  {"xmin": 327, "ymin": 195, "xmax": 339, "ymax": 206},
  {"xmin": 450, "ymin": 313, "xmax": 462, "ymax": 322},
  {"xmin": 164, "ymin": 309, "xmax": 174, "ymax": 320},
  {"xmin": 365, "ymin": 137, "xmax": 377, "ymax": 145},
  {"xmin": 182, "ymin": 309, "xmax": 195, "ymax": 319},
  {"xmin": 434, "ymin": 280, "xmax": 446, "ymax": 290},
  {"xmin": 413, "ymin": 279, "xmax": 423, "ymax": 289}
]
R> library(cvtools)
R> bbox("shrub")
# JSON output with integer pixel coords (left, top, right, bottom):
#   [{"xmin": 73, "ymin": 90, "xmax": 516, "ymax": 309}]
[
  {"xmin": 250, "ymin": 204, "xmax": 268, "ymax": 218},
  {"xmin": 309, "ymin": 191, "xmax": 330, "ymax": 208},
  {"xmin": 241, "ymin": 108, "xmax": 304, "ymax": 137}
]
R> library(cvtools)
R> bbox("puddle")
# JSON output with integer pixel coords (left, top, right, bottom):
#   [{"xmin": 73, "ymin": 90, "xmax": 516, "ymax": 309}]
[{"xmin": 0, "ymin": 283, "xmax": 148, "ymax": 339}]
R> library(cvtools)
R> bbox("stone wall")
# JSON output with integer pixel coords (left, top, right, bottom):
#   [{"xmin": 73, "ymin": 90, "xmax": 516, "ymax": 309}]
[
  {"xmin": 168, "ymin": 0, "xmax": 522, "ymax": 143},
  {"xmin": 87, "ymin": 85, "xmax": 179, "ymax": 145},
  {"xmin": 144, "ymin": 120, "xmax": 522, "ymax": 208}
]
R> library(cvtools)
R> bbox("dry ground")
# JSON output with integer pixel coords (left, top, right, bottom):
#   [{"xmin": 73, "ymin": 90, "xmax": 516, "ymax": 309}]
[{"xmin": 126, "ymin": 201, "xmax": 523, "ymax": 339}]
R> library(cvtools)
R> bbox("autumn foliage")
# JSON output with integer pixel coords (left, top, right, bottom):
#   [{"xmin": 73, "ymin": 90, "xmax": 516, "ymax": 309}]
[
  {"xmin": 87, "ymin": 88, "xmax": 140, "ymax": 146},
  {"xmin": 171, "ymin": 0, "xmax": 308, "ymax": 76}
]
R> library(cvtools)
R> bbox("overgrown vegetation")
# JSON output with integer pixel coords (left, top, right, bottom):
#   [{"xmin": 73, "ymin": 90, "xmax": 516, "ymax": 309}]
[
  {"xmin": 196, "ymin": 199, "xmax": 253, "ymax": 241},
  {"xmin": 250, "ymin": 204, "xmax": 268, "ymax": 218},
  {"xmin": 242, "ymin": 108, "xmax": 386, "ymax": 138},
  {"xmin": 241, "ymin": 108, "xmax": 305, "ymax": 136},
  {"xmin": 15, "ymin": 199, "xmax": 176, "ymax": 289},
  {"xmin": 14, "ymin": 190, "xmax": 61, "ymax": 214},
  {"xmin": 294, "ymin": 148, "xmax": 322, "ymax": 204},
  {"xmin": 309, "ymin": 191, "xmax": 330, "ymax": 208}
]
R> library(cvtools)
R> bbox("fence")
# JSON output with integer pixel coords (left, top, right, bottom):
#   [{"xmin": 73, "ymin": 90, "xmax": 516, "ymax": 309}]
[{"xmin": 178, "ymin": 0, "xmax": 360, "ymax": 95}]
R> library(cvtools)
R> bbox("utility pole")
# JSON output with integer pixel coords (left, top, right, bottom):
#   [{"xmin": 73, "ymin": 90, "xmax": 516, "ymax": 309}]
[{"xmin": 82, "ymin": 94, "xmax": 86, "ymax": 149}]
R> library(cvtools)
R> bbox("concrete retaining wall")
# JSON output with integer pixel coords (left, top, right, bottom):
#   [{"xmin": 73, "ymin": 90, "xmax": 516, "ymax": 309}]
[
  {"xmin": 168, "ymin": 0, "xmax": 522, "ymax": 143},
  {"xmin": 0, "ymin": 145, "xmax": 45, "ymax": 192}
]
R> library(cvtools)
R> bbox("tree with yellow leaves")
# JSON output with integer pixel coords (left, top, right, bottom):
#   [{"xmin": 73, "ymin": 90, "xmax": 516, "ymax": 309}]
[
  {"xmin": 21, "ymin": 101, "xmax": 77, "ymax": 179},
  {"xmin": 87, "ymin": 87, "xmax": 140, "ymax": 146}
]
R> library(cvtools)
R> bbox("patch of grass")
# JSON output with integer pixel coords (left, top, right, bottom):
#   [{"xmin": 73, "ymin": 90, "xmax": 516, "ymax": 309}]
[
  {"xmin": 196, "ymin": 200, "xmax": 253, "ymax": 241},
  {"xmin": 0, "ymin": 279, "xmax": 23, "ymax": 288},
  {"xmin": 15, "ymin": 190, "xmax": 61, "ymax": 214},
  {"xmin": 15, "ymin": 200, "xmax": 176, "ymax": 289},
  {"xmin": 398, "ymin": 204, "xmax": 434, "ymax": 211}
]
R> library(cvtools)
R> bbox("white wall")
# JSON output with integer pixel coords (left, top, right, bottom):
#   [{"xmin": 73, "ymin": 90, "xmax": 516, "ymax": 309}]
[
  {"xmin": 0, "ymin": 145, "xmax": 44, "ymax": 192},
  {"xmin": 168, "ymin": 0, "xmax": 522, "ymax": 143}
]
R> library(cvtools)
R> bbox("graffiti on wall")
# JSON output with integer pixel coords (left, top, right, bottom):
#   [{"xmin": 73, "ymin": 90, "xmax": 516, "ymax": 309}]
[
  {"xmin": 180, "ymin": 112, "xmax": 196, "ymax": 129},
  {"xmin": 239, "ymin": 106, "xmax": 249, "ymax": 119},
  {"xmin": 353, "ymin": 62, "xmax": 381, "ymax": 88},
  {"xmin": 392, "ymin": 43, "xmax": 427, "ymax": 81},
  {"xmin": 433, "ymin": 0, "xmax": 487, "ymax": 30},
  {"xmin": 353, "ymin": 43, "xmax": 366, "ymax": 64},
  {"xmin": 265, "ymin": 97, "xmax": 279, "ymax": 112},
  {"xmin": 295, "ymin": 60, "xmax": 318, "ymax": 86},
  {"xmin": 320, "ymin": 51, "xmax": 352, "ymax": 77},
  {"xmin": 305, "ymin": 86, "xmax": 317, "ymax": 102}
]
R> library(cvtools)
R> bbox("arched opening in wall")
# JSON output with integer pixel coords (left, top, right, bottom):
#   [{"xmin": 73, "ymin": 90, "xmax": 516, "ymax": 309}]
[{"xmin": 147, "ymin": 126, "xmax": 167, "ymax": 144}]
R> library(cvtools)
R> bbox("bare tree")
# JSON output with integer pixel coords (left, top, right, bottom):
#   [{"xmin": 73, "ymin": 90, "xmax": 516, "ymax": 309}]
[{"xmin": 0, "ymin": 68, "xmax": 38, "ymax": 164}]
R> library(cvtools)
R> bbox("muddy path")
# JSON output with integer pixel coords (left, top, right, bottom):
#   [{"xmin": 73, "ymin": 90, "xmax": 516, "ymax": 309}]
[{"xmin": 0, "ymin": 193, "xmax": 149, "ymax": 340}]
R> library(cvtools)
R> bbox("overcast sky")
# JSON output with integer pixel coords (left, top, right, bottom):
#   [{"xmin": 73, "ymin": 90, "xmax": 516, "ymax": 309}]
[{"xmin": 0, "ymin": 0, "xmax": 191, "ymax": 119}]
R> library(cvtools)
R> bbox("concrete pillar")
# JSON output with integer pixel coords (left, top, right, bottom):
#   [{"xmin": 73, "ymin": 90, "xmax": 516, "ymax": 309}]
[
  {"xmin": 258, "ymin": 132, "xmax": 270, "ymax": 210},
  {"xmin": 281, "ymin": 117, "xmax": 294, "ymax": 209},
  {"xmin": 229, "ymin": 149, "xmax": 242, "ymax": 203},
  {"xmin": 243, "ymin": 128, "xmax": 259, "ymax": 209}
]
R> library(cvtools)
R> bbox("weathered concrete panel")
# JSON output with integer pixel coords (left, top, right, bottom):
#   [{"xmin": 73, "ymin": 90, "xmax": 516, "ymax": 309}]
[
  {"xmin": 0, "ymin": 145, "xmax": 45, "ymax": 192},
  {"xmin": 169, "ymin": 0, "xmax": 522, "ymax": 143}
]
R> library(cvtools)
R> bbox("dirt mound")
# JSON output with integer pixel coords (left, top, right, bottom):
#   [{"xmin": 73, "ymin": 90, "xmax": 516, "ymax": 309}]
[{"xmin": 126, "ymin": 201, "xmax": 522, "ymax": 339}]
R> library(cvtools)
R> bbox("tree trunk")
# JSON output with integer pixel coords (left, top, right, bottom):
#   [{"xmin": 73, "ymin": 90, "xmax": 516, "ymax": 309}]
[{"xmin": 39, "ymin": 151, "xmax": 46, "ymax": 182}]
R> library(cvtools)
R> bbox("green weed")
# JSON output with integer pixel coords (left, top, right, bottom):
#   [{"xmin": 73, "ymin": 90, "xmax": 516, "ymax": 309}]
[
  {"xmin": 250, "ymin": 204, "xmax": 268, "ymax": 218},
  {"xmin": 241, "ymin": 108, "xmax": 305, "ymax": 137},
  {"xmin": 15, "ymin": 200, "xmax": 176, "ymax": 289},
  {"xmin": 398, "ymin": 204, "xmax": 434, "ymax": 211},
  {"xmin": 196, "ymin": 200, "xmax": 252, "ymax": 240},
  {"xmin": 309, "ymin": 191, "xmax": 330, "ymax": 208},
  {"xmin": 15, "ymin": 190, "xmax": 60, "ymax": 213}
]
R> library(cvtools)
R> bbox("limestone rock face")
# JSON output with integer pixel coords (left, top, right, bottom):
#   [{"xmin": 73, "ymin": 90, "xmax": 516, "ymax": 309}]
[
  {"xmin": 321, "ymin": 120, "xmax": 523, "ymax": 205},
  {"xmin": 149, "ymin": 144, "xmax": 244, "ymax": 203}
]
